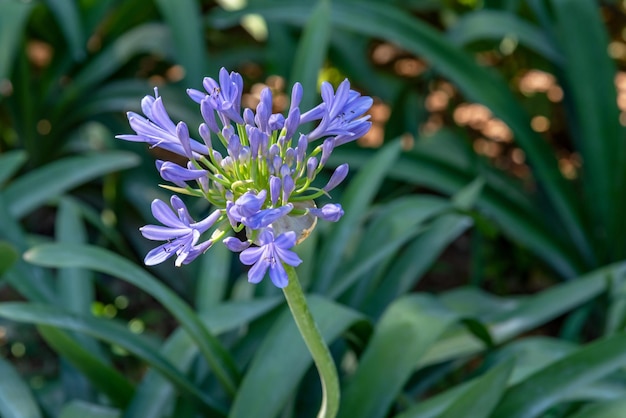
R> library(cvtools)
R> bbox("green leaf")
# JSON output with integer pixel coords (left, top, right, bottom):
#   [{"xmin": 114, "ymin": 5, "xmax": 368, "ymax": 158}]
[
  {"xmin": 363, "ymin": 214, "xmax": 473, "ymax": 315},
  {"xmin": 124, "ymin": 327, "xmax": 199, "ymax": 418},
  {"xmin": 315, "ymin": 139, "xmax": 403, "ymax": 292},
  {"xmin": 54, "ymin": 23, "xmax": 175, "ymax": 113},
  {"xmin": 330, "ymin": 129, "xmax": 582, "ymax": 279},
  {"xmin": 0, "ymin": 0, "xmax": 33, "ymax": 85},
  {"xmin": 419, "ymin": 261, "xmax": 626, "ymax": 367},
  {"xmin": 338, "ymin": 295, "xmax": 458, "ymax": 418},
  {"xmin": 153, "ymin": 0, "xmax": 208, "ymax": 84},
  {"xmin": 447, "ymin": 10, "xmax": 562, "ymax": 63},
  {"xmin": 37, "ymin": 325, "xmax": 133, "ymax": 407},
  {"xmin": 437, "ymin": 360, "xmax": 514, "ymax": 418},
  {"xmin": 395, "ymin": 382, "xmax": 473, "ymax": 418},
  {"xmin": 0, "ymin": 303, "xmax": 226, "ymax": 416},
  {"xmin": 452, "ymin": 177, "xmax": 484, "ymax": 210},
  {"xmin": 489, "ymin": 337, "xmax": 577, "ymax": 385},
  {"xmin": 493, "ymin": 333, "xmax": 626, "ymax": 418},
  {"xmin": 4, "ymin": 152, "xmax": 139, "ymax": 219},
  {"xmin": 396, "ymin": 360, "xmax": 513, "ymax": 418},
  {"xmin": 340, "ymin": 195, "xmax": 451, "ymax": 305},
  {"xmin": 0, "ymin": 355, "xmax": 42, "ymax": 418},
  {"xmin": 56, "ymin": 198, "xmax": 93, "ymax": 314},
  {"xmin": 439, "ymin": 286, "xmax": 519, "ymax": 320},
  {"xmin": 24, "ymin": 244, "xmax": 240, "ymax": 397},
  {"xmin": 568, "ymin": 399, "xmax": 626, "ymax": 418},
  {"xmin": 59, "ymin": 401, "xmax": 120, "ymax": 418},
  {"xmin": 0, "ymin": 196, "xmax": 56, "ymax": 303},
  {"xmin": 229, "ymin": 296, "xmax": 365, "ymax": 418},
  {"xmin": 196, "ymin": 240, "xmax": 232, "ymax": 312},
  {"xmin": 0, "ymin": 241, "xmax": 19, "ymax": 278},
  {"xmin": 44, "ymin": 0, "xmax": 85, "ymax": 61},
  {"xmin": 0, "ymin": 150, "xmax": 27, "ymax": 187},
  {"xmin": 290, "ymin": 0, "xmax": 331, "ymax": 112},
  {"xmin": 550, "ymin": 0, "xmax": 624, "ymax": 259},
  {"xmin": 54, "ymin": 199, "xmax": 105, "ymax": 400},
  {"xmin": 126, "ymin": 297, "xmax": 282, "ymax": 418}
]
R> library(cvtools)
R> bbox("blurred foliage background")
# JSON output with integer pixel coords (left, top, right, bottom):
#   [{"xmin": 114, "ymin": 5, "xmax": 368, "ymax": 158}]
[{"xmin": 2, "ymin": 0, "xmax": 626, "ymax": 417}]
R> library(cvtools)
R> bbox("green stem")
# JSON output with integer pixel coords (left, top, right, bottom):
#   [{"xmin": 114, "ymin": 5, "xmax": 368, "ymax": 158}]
[{"xmin": 282, "ymin": 264, "xmax": 340, "ymax": 418}]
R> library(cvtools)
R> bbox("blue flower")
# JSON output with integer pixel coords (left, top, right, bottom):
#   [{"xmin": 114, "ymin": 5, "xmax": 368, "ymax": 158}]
[
  {"xmin": 239, "ymin": 228, "xmax": 302, "ymax": 288},
  {"xmin": 157, "ymin": 160, "xmax": 207, "ymax": 188},
  {"xmin": 304, "ymin": 80, "xmax": 373, "ymax": 144},
  {"xmin": 188, "ymin": 67, "xmax": 244, "ymax": 126},
  {"xmin": 140, "ymin": 196, "xmax": 220, "ymax": 266},
  {"xmin": 116, "ymin": 88, "xmax": 209, "ymax": 158},
  {"xmin": 227, "ymin": 190, "xmax": 267, "ymax": 224},
  {"xmin": 119, "ymin": 68, "xmax": 373, "ymax": 284},
  {"xmin": 309, "ymin": 203, "xmax": 344, "ymax": 222}
]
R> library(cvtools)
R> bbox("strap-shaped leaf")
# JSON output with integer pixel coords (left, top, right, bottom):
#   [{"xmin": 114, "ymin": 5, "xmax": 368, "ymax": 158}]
[
  {"xmin": 315, "ymin": 139, "xmax": 403, "ymax": 292},
  {"xmin": 0, "ymin": 241, "xmax": 18, "ymax": 279},
  {"xmin": 59, "ymin": 401, "xmax": 120, "ymax": 418},
  {"xmin": 4, "ymin": 152, "xmax": 138, "ymax": 219},
  {"xmin": 493, "ymin": 333, "xmax": 626, "ymax": 418},
  {"xmin": 154, "ymin": 0, "xmax": 208, "ymax": 84},
  {"xmin": 43, "ymin": 0, "xmax": 85, "ymax": 61},
  {"xmin": 447, "ymin": 10, "xmax": 562, "ymax": 63},
  {"xmin": 59, "ymin": 400, "xmax": 120, "ymax": 418},
  {"xmin": 290, "ymin": 0, "xmax": 331, "ymax": 112},
  {"xmin": 420, "ymin": 261, "xmax": 626, "ymax": 367},
  {"xmin": 329, "ymin": 130, "xmax": 584, "ymax": 279},
  {"xmin": 229, "ymin": 296, "xmax": 366, "ymax": 418},
  {"xmin": 24, "ymin": 244, "xmax": 240, "ymax": 397},
  {"xmin": 37, "ymin": 325, "xmax": 133, "ymax": 407},
  {"xmin": 126, "ymin": 297, "xmax": 282, "ymax": 418},
  {"xmin": 0, "ymin": 303, "xmax": 226, "ymax": 416},
  {"xmin": 0, "ymin": 150, "xmax": 27, "ymax": 187},
  {"xmin": 550, "ymin": 0, "xmax": 625, "ymax": 260},
  {"xmin": 0, "ymin": 356, "xmax": 42, "ymax": 418},
  {"xmin": 338, "ymin": 295, "xmax": 458, "ymax": 418},
  {"xmin": 396, "ymin": 360, "xmax": 514, "ymax": 418},
  {"xmin": 0, "ymin": 0, "xmax": 33, "ymax": 85},
  {"xmin": 568, "ymin": 398, "xmax": 626, "ymax": 418}
]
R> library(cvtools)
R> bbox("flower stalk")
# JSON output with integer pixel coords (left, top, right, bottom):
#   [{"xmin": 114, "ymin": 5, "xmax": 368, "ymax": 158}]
[{"xmin": 282, "ymin": 264, "xmax": 340, "ymax": 418}]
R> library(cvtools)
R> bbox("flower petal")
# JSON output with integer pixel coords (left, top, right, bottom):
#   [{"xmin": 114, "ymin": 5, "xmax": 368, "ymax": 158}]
[
  {"xmin": 246, "ymin": 255, "xmax": 269, "ymax": 284},
  {"xmin": 274, "ymin": 231, "xmax": 297, "ymax": 249},
  {"xmin": 275, "ymin": 246, "xmax": 302, "ymax": 268},
  {"xmin": 223, "ymin": 237, "xmax": 251, "ymax": 252},
  {"xmin": 140, "ymin": 225, "xmax": 190, "ymax": 240},
  {"xmin": 144, "ymin": 242, "xmax": 176, "ymax": 266},
  {"xmin": 151, "ymin": 199, "xmax": 185, "ymax": 228},
  {"xmin": 240, "ymin": 246, "xmax": 264, "ymax": 265},
  {"xmin": 268, "ymin": 260, "xmax": 289, "ymax": 288}
]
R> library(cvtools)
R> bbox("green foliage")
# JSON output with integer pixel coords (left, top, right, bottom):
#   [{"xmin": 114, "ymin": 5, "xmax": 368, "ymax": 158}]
[{"xmin": 1, "ymin": 0, "xmax": 626, "ymax": 417}]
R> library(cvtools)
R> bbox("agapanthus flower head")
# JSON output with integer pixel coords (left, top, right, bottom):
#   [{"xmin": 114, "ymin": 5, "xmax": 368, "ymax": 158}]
[{"xmin": 118, "ymin": 68, "xmax": 372, "ymax": 287}]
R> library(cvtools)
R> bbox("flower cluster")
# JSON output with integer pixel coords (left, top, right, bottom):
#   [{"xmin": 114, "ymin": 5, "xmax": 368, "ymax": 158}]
[{"xmin": 118, "ymin": 68, "xmax": 372, "ymax": 287}]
